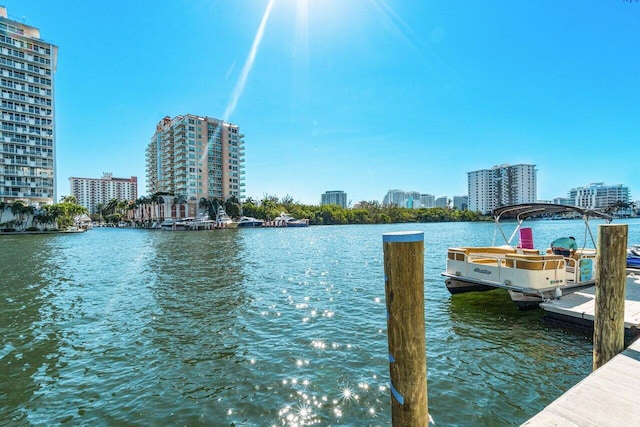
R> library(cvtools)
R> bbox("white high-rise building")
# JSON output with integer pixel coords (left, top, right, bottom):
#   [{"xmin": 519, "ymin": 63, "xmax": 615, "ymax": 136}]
[
  {"xmin": 420, "ymin": 194, "xmax": 435, "ymax": 208},
  {"xmin": 146, "ymin": 115, "xmax": 245, "ymax": 217},
  {"xmin": 453, "ymin": 195, "xmax": 468, "ymax": 211},
  {"xmin": 321, "ymin": 190, "xmax": 347, "ymax": 208},
  {"xmin": 568, "ymin": 183, "xmax": 630, "ymax": 210},
  {"xmin": 383, "ymin": 189, "xmax": 406, "ymax": 207},
  {"xmin": 69, "ymin": 173, "xmax": 138, "ymax": 214},
  {"xmin": 468, "ymin": 164, "xmax": 537, "ymax": 214},
  {"xmin": 0, "ymin": 7, "xmax": 58, "ymax": 205},
  {"xmin": 435, "ymin": 196, "xmax": 450, "ymax": 208}
]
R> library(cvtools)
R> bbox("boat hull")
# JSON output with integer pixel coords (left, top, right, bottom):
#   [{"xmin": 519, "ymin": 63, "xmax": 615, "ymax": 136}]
[
  {"xmin": 628, "ymin": 257, "xmax": 640, "ymax": 268},
  {"xmin": 444, "ymin": 277, "xmax": 496, "ymax": 294},
  {"xmin": 237, "ymin": 221, "xmax": 263, "ymax": 228}
]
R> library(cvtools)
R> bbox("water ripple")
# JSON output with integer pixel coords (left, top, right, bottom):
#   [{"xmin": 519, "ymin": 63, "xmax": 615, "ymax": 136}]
[{"xmin": 2, "ymin": 221, "xmax": 638, "ymax": 425}]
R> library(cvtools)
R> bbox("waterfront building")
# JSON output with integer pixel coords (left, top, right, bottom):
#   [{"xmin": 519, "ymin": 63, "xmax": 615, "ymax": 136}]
[
  {"xmin": 321, "ymin": 190, "xmax": 347, "ymax": 208},
  {"xmin": 382, "ymin": 189, "xmax": 405, "ymax": 207},
  {"xmin": 420, "ymin": 194, "xmax": 435, "ymax": 208},
  {"xmin": 568, "ymin": 182, "xmax": 630, "ymax": 211},
  {"xmin": 383, "ymin": 189, "xmax": 424, "ymax": 208},
  {"xmin": 145, "ymin": 115, "xmax": 245, "ymax": 218},
  {"xmin": 435, "ymin": 196, "xmax": 450, "ymax": 208},
  {"xmin": 468, "ymin": 164, "xmax": 537, "ymax": 214},
  {"xmin": 553, "ymin": 197, "xmax": 574, "ymax": 206},
  {"xmin": 405, "ymin": 191, "xmax": 421, "ymax": 209},
  {"xmin": 0, "ymin": 7, "xmax": 57, "ymax": 206},
  {"xmin": 453, "ymin": 195, "xmax": 468, "ymax": 211},
  {"xmin": 69, "ymin": 173, "xmax": 137, "ymax": 214}
]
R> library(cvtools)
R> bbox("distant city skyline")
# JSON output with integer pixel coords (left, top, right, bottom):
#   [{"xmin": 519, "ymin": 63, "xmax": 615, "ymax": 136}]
[{"xmin": 2, "ymin": 1, "xmax": 638, "ymax": 205}]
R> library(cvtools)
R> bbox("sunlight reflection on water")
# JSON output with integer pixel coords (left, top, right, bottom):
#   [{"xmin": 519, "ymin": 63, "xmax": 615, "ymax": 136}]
[{"xmin": 1, "ymin": 220, "xmax": 639, "ymax": 425}]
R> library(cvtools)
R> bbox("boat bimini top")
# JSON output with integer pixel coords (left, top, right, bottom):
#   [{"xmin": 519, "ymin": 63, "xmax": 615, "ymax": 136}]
[{"xmin": 491, "ymin": 203, "xmax": 613, "ymax": 248}]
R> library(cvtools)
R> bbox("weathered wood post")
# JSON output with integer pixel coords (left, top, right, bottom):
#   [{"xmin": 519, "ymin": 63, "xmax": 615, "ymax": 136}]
[
  {"xmin": 593, "ymin": 223, "xmax": 628, "ymax": 370},
  {"xmin": 383, "ymin": 231, "xmax": 428, "ymax": 425}
]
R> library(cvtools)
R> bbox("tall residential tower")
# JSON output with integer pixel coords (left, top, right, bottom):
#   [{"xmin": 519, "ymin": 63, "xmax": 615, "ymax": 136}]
[
  {"xmin": 69, "ymin": 173, "xmax": 138, "ymax": 214},
  {"xmin": 0, "ymin": 7, "xmax": 57, "ymax": 205},
  {"xmin": 468, "ymin": 164, "xmax": 537, "ymax": 214},
  {"xmin": 145, "ymin": 115, "xmax": 244, "ymax": 217},
  {"xmin": 321, "ymin": 190, "xmax": 347, "ymax": 208}
]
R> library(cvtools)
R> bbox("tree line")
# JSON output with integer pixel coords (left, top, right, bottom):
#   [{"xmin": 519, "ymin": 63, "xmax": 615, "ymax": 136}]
[
  {"xmin": 215, "ymin": 194, "xmax": 485, "ymax": 225},
  {"xmin": 118, "ymin": 193, "xmax": 486, "ymax": 226},
  {"xmin": 0, "ymin": 196, "xmax": 88, "ymax": 232}
]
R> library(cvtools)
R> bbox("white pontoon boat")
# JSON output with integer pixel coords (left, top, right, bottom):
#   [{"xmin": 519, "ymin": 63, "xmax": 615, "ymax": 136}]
[{"xmin": 442, "ymin": 203, "xmax": 612, "ymax": 309}]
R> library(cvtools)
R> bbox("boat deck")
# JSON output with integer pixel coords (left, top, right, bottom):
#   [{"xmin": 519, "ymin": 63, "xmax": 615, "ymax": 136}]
[
  {"xmin": 523, "ymin": 337, "xmax": 640, "ymax": 426},
  {"xmin": 539, "ymin": 271, "xmax": 640, "ymax": 335}
]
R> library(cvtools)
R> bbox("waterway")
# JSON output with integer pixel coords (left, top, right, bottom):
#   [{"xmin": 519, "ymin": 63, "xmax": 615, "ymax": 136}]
[{"xmin": 2, "ymin": 219, "xmax": 639, "ymax": 426}]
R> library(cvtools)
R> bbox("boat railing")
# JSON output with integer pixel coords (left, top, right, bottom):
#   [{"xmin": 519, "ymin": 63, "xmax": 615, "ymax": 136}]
[
  {"xmin": 503, "ymin": 254, "xmax": 566, "ymax": 271},
  {"xmin": 447, "ymin": 246, "xmax": 518, "ymax": 261},
  {"xmin": 558, "ymin": 251, "xmax": 597, "ymax": 283}
]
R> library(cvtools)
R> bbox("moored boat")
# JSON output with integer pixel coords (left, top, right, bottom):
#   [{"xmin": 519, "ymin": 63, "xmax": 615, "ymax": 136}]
[
  {"xmin": 237, "ymin": 216, "xmax": 264, "ymax": 228},
  {"xmin": 629, "ymin": 245, "xmax": 640, "ymax": 269},
  {"xmin": 442, "ymin": 203, "xmax": 612, "ymax": 309},
  {"xmin": 273, "ymin": 212, "xmax": 309, "ymax": 227},
  {"xmin": 216, "ymin": 207, "xmax": 238, "ymax": 229}
]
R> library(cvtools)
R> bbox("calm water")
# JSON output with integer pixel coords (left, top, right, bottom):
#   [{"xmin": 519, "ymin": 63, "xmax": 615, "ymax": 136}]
[{"xmin": 2, "ymin": 219, "xmax": 640, "ymax": 426}]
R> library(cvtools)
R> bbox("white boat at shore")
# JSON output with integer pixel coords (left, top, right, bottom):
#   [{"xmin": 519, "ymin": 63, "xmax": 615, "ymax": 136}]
[
  {"xmin": 216, "ymin": 207, "xmax": 238, "ymax": 229},
  {"xmin": 273, "ymin": 212, "xmax": 309, "ymax": 227},
  {"xmin": 442, "ymin": 203, "xmax": 612, "ymax": 309}
]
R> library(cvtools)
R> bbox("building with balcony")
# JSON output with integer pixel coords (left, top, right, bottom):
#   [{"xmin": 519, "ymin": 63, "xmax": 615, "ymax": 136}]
[
  {"xmin": 145, "ymin": 114, "xmax": 245, "ymax": 218},
  {"xmin": 69, "ymin": 173, "xmax": 137, "ymax": 214},
  {"xmin": 568, "ymin": 183, "xmax": 630, "ymax": 211},
  {"xmin": 0, "ymin": 7, "xmax": 57, "ymax": 205},
  {"xmin": 321, "ymin": 190, "xmax": 347, "ymax": 208},
  {"xmin": 468, "ymin": 164, "xmax": 537, "ymax": 214},
  {"xmin": 382, "ymin": 189, "xmax": 406, "ymax": 207},
  {"xmin": 420, "ymin": 194, "xmax": 435, "ymax": 208}
]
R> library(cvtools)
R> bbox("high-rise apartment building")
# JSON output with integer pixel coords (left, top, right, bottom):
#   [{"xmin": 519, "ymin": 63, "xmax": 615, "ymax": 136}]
[
  {"xmin": 146, "ymin": 115, "xmax": 244, "ymax": 217},
  {"xmin": 453, "ymin": 195, "xmax": 469, "ymax": 211},
  {"xmin": 383, "ymin": 189, "xmax": 406, "ymax": 207},
  {"xmin": 0, "ymin": 7, "xmax": 57, "ymax": 205},
  {"xmin": 420, "ymin": 194, "xmax": 435, "ymax": 208},
  {"xmin": 435, "ymin": 196, "xmax": 450, "ymax": 208},
  {"xmin": 405, "ymin": 191, "xmax": 421, "ymax": 209},
  {"xmin": 69, "ymin": 173, "xmax": 138, "ymax": 214},
  {"xmin": 321, "ymin": 190, "xmax": 347, "ymax": 208},
  {"xmin": 568, "ymin": 183, "xmax": 630, "ymax": 210},
  {"xmin": 468, "ymin": 164, "xmax": 537, "ymax": 214}
]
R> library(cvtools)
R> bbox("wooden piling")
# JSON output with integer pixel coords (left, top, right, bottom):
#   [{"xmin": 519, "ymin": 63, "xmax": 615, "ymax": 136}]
[
  {"xmin": 593, "ymin": 223, "xmax": 628, "ymax": 370},
  {"xmin": 382, "ymin": 231, "xmax": 428, "ymax": 426}
]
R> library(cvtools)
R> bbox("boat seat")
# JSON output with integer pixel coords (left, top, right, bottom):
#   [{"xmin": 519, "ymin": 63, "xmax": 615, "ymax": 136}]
[
  {"xmin": 458, "ymin": 247, "xmax": 518, "ymax": 255},
  {"xmin": 504, "ymin": 254, "xmax": 564, "ymax": 270},
  {"xmin": 472, "ymin": 258, "xmax": 502, "ymax": 265}
]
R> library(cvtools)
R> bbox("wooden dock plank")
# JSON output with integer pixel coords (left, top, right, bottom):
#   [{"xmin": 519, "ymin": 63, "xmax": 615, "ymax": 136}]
[
  {"xmin": 539, "ymin": 274, "xmax": 640, "ymax": 330},
  {"xmin": 523, "ymin": 338, "xmax": 640, "ymax": 426}
]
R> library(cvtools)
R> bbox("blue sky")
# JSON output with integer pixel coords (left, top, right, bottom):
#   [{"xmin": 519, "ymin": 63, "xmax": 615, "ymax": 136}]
[{"xmin": 5, "ymin": 0, "xmax": 639, "ymax": 205}]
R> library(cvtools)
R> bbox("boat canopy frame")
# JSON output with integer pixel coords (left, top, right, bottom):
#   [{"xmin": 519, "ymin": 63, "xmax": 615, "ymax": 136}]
[{"xmin": 491, "ymin": 203, "xmax": 612, "ymax": 249}]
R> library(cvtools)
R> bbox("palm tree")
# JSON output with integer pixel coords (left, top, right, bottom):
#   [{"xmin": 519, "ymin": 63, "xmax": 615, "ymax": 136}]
[
  {"xmin": 105, "ymin": 198, "xmax": 118, "ymax": 216},
  {"xmin": 150, "ymin": 192, "xmax": 170, "ymax": 221},
  {"xmin": 0, "ymin": 201, "xmax": 8, "ymax": 226},
  {"xmin": 199, "ymin": 197, "xmax": 214, "ymax": 219},
  {"xmin": 60, "ymin": 195, "xmax": 78, "ymax": 204},
  {"xmin": 225, "ymin": 195, "xmax": 241, "ymax": 218},
  {"xmin": 95, "ymin": 202, "xmax": 105, "ymax": 223},
  {"xmin": 10, "ymin": 200, "xmax": 27, "ymax": 230},
  {"xmin": 22, "ymin": 205, "xmax": 35, "ymax": 230}
]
